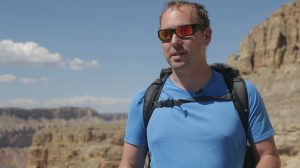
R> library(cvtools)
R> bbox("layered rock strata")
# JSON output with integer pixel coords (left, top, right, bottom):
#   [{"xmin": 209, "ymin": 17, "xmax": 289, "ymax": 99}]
[
  {"xmin": 228, "ymin": 1, "xmax": 300, "ymax": 74},
  {"xmin": 228, "ymin": 1, "xmax": 300, "ymax": 167},
  {"xmin": 27, "ymin": 122, "xmax": 125, "ymax": 168}
]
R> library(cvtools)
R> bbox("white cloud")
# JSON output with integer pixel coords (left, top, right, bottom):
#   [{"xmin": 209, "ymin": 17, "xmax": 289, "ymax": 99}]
[
  {"xmin": 68, "ymin": 58, "xmax": 99, "ymax": 70},
  {"xmin": 68, "ymin": 58, "xmax": 84, "ymax": 70},
  {"xmin": 0, "ymin": 74, "xmax": 51, "ymax": 85},
  {"xmin": 0, "ymin": 74, "xmax": 17, "ymax": 83},
  {"xmin": 0, "ymin": 39, "xmax": 62, "ymax": 66},
  {"xmin": 0, "ymin": 96, "xmax": 131, "ymax": 112},
  {"xmin": 88, "ymin": 60, "xmax": 99, "ymax": 67},
  {"xmin": 0, "ymin": 39, "xmax": 99, "ymax": 71}
]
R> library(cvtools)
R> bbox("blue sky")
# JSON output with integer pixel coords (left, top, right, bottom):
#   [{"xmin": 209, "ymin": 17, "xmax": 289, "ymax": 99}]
[{"xmin": 0, "ymin": 0, "xmax": 291, "ymax": 112}]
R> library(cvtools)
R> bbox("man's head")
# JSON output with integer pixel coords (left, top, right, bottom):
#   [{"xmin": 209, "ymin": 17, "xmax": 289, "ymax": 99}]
[
  {"xmin": 159, "ymin": 1, "xmax": 210, "ymax": 29},
  {"xmin": 159, "ymin": 0, "xmax": 212, "ymax": 71}
]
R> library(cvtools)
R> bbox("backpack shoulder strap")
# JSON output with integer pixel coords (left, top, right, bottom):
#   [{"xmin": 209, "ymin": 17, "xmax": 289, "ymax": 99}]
[
  {"xmin": 143, "ymin": 67, "xmax": 172, "ymax": 130},
  {"xmin": 143, "ymin": 67, "xmax": 172, "ymax": 168},
  {"xmin": 211, "ymin": 63, "xmax": 258, "ymax": 167},
  {"xmin": 232, "ymin": 77, "xmax": 249, "ymax": 135},
  {"xmin": 144, "ymin": 64, "xmax": 255, "ymax": 167},
  {"xmin": 144, "ymin": 64, "xmax": 249, "ymax": 132},
  {"xmin": 210, "ymin": 63, "xmax": 249, "ymax": 134}
]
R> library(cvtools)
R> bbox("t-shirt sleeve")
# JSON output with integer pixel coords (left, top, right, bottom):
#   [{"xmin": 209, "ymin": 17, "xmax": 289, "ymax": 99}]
[
  {"xmin": 246, "ymin": 81, "xmax": 275, "ymax": 143},
  {"xmin": 124, "ymin": 88, "xmax": 147, "ymax": 149}
]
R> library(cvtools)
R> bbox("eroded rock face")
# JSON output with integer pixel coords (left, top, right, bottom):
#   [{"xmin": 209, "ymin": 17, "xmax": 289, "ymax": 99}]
[
  {"xmin": 227, "ymin": 1, "xmax": 300, "ymax": 167},
  {"xmin": 0, "ymin": 107, "xmax": 127, "ymax": 168},
  {"xmin": 228, "ymin": 1, "xmax": 300, "ymax": 75},
  {"xmin": 0, "ymin": 107, "xmax": 127, "ymax": 148},
  {"xmin": 27, "ymin": 123, "xmax": 125, "ymax": 168},
  {"xmin": 0, "ymin": 148, "xmax": 27, "ymax": 168}
]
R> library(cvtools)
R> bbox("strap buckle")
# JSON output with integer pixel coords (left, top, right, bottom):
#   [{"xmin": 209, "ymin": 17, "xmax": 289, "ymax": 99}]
[{"xmin": 153, "ymin": 99, "xmax": 178, "ymax": 108}]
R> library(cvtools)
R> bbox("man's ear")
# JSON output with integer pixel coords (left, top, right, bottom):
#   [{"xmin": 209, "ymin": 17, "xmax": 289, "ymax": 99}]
[{"xmin": 204, "ymin": 27, "xmax": 212, "ymax": 45}]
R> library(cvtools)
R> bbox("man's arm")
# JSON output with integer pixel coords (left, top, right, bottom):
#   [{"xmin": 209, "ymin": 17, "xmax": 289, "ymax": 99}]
[
  {"xmin": 255, "ymin": 136, "xmax": 281, "ymax": 168},
  {"xmin": 119, "ymin": 142, "xmax": 147, "ymax": 168}
]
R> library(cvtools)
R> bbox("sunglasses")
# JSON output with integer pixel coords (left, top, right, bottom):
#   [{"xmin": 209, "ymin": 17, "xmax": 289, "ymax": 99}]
[{"xmin": 158, "ymin": 24, "xmax": 208, "ymax": 43}]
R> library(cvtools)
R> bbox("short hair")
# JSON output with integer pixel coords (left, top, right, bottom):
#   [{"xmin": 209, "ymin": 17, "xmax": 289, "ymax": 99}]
[{"xmin": 159, "ymin": 0, "xmax": 210, "ymax": 27}]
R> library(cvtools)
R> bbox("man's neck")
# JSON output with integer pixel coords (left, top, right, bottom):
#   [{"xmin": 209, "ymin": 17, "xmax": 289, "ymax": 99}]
[{"xmin": 171, "ymin": 64, "xmax": 212, "ymax": 93}]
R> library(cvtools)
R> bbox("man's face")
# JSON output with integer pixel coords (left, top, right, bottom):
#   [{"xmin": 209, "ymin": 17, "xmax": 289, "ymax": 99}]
[{"xmin": 160, "ymin": 5, "xmax": 211, "ymax": 71}]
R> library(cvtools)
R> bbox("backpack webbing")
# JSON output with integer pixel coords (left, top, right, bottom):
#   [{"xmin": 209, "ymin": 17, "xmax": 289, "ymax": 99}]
[
  {"xmin": 143, "ymin": 67, "xmax": 172, "ymax": 130},
  {"xmin": 143, "ymin": 64, "xmax": 256, "ymax": 168}
]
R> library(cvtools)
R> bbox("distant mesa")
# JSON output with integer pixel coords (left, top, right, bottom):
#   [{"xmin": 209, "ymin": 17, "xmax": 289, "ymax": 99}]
[
  {"xmin": 0, "ymin": 107, "xmax": 127, "ymax": 121},
  {"xmin": 0, "ymin": 107, "xmax": 127, "ymax": 148}
]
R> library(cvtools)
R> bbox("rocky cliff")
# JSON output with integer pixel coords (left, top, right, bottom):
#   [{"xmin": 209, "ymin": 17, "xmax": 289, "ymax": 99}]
[
  {"xmin": 0, "ymin": 107, "xmax": 126, "ymax": 148},
  {"xmin": 27, "ymin": 122, "xmax": 125, "ymax": 168},
  {"xmin": 0, "ymin": 107, "xmax": 127, "ymax": 168},
  {"xmin": 228, "ymin": 0, "xmax": 300, "ymax": 74},
  {"xmin": 228, "ymin": 1, "xmax": 300, "ymax": 167}
]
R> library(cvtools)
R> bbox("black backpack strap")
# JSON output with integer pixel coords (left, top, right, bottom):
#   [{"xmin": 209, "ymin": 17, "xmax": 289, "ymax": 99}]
[
  {"xmin": 144, "ymin": 64, "xmax": 249, "ymax": 133},
  {"xmin": 143, "ymin": 64, "xmax": 256, "ymax": 167},
  {"xmin": 153, "ymin": 94, "xmax": 232, "ymax": 108},
  {"xmin": 232, "ymin": 77, "xmax": 258, "ymax": 168},
  {"xmin": 143, "ymin": 67, "xmax": 172, "ymax": 129},
  {"xmin": 211, "ymin": 64, "xmax": 250, "ymax": 139},
  {"xmin": 143, "ymin": 67, "xmax": 172, "ymax": 168},
  {"xmin": 210, "ymin": 64, "xmax": 248, "ymax": 129},
  {"xmin": 212, "ymin": 64, "xmax": 257, "ymax": 167},
  {"xmin": 232, "ymin": 77, "xmax": 249, "ymax": 137}
]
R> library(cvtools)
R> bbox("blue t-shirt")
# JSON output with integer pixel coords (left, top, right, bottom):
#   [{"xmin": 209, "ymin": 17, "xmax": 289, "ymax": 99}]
[{"xmin": 125, "ymin": 70, "xmax": 275, "ymax": 168}]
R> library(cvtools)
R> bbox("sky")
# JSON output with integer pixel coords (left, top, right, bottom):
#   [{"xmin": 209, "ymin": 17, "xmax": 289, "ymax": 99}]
[{"xmin": 0, "ymin": 0, "xmax": 292, "ymax": 113}]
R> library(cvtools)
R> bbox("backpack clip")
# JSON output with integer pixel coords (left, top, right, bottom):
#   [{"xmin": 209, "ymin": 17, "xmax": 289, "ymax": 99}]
[{"xmin": 153, "ymin": 99, "xmax": 179, "ymax": 108}]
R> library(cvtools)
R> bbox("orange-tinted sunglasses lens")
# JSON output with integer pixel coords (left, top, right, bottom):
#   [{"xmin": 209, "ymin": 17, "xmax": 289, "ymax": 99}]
[
  {"xmin": 158, "ymin": 30, "xmax": 173, "ymax": 42},
  {"xmin": 176, "ymin": 25, "xmax": 194, "ymax": 37}
]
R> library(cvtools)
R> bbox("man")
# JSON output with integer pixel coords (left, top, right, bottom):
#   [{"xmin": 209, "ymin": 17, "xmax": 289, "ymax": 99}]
[{"xmin": 119, "ymin": 1, "xmax": 280, "ymax": 168}]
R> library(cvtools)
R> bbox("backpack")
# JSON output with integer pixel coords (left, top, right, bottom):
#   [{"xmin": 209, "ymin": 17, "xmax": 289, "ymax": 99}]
[{"xmin": 143, "ymin": 63, "xmax": 257, "ymax": 168}]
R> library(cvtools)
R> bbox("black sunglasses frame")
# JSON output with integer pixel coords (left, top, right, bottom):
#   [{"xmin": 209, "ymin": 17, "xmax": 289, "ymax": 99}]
[{"xmin": 158, "ymin": 24, "xmax": 208, "ymax": 43}]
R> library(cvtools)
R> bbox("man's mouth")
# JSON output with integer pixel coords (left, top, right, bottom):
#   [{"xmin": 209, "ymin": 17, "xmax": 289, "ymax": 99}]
[{"xmin": 171, "ymin": 52, "xmax": 184, "ymax": 57}]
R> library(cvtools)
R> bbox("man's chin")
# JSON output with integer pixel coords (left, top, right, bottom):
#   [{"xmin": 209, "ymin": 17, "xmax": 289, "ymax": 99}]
[{"xmin": 170, "ymin": 62, "xmax": 186, "ymax": 70}]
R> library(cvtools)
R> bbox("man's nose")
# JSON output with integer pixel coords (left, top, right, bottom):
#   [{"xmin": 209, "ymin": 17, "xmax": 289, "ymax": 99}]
[{"xmin": 170, "ymin": 33, "xmax": 182, "ymax": 47}]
